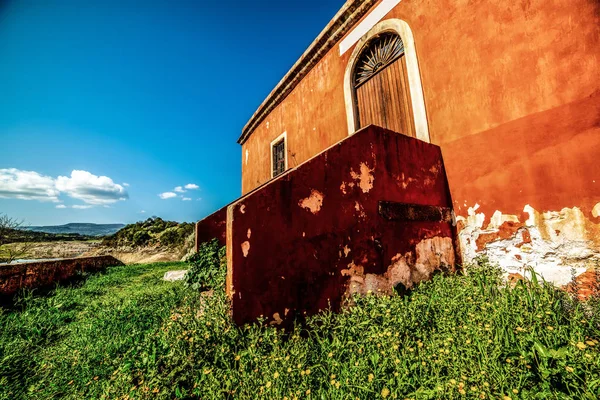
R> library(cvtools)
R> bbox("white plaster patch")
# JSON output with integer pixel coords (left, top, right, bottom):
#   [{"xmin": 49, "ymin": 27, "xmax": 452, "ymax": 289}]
[
  {"xmin": 458, "ymin": 204, "xmax": 600, "ymax": 287},
  {"xmin": 298, "ymin": 189, "xmax": 324, "ymax": 214},
  {"xmin": 241, "ymin": 241, "xmax": 250, "ymax": 257},
  {"xmin": 487, "ymin": 210, "xmax": 520, "ymax": 230},
  {"xmin": 245, "ymin": 149, "xmax": 249, "ymax": 165}
]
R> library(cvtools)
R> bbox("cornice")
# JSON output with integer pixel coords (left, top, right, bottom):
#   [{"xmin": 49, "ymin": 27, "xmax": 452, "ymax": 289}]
[{"xmin": 238, "ymin": 0, "xmax": 378, "ymax": 145}]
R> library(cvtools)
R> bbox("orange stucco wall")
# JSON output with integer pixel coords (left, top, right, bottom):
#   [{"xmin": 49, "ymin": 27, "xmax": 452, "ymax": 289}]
[{"xmin": 240, "ymin": 0, "xmax": 600, "ymax": 281}]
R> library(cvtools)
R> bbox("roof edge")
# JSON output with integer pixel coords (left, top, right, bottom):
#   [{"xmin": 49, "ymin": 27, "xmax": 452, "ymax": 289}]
[{"xmin": 238, "ymin": 0, "xmax": 378, "ymax": 145}]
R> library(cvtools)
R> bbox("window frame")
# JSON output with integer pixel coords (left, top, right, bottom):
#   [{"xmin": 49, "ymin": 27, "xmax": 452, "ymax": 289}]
[{"xmin": 270, "ymin": 131, "xmax": 288, "ymax": 178}]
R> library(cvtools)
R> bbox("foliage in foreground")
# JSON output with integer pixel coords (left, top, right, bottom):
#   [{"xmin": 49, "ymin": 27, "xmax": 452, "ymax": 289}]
[
  {"xmin": 184, "ymin": 239, "xmax": 226, "ymax": 291},
  {"xmin": 0, "ymin": 260, "xmax": 599, "ymax": 400}
]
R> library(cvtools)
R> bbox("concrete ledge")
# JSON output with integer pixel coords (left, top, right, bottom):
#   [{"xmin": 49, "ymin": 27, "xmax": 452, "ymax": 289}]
[{"xmin": 0, "ymin": 256, "xmax": 124, "ymax": 297}]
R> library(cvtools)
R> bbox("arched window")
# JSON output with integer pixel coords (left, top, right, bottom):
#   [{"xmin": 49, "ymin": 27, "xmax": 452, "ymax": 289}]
[
  {"xmin": 343, "ymin": 19, "xmax": 430, "ymax": 143},
  {"xmin": 352, "ymin": 31, "xmax": 415, "ymax": 137}
]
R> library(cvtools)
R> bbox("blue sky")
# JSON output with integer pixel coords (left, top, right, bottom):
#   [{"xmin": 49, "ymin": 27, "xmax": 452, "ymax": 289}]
[{"xmin": 0, "ymin": 0, "xmax": 342, "ymax": 225}]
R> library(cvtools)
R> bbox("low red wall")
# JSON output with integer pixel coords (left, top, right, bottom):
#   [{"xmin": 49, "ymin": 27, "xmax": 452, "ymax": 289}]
[
  {"xmin": 196, "ymin": 206, "xmax": 227, "ymax": 250},
  {"xmin": 227, "ymin": 125, "xmax": 457, "ymax": 326},
  {"xmin": 0, "ymin": 256, "xmax": 124, "ymax": 297}
]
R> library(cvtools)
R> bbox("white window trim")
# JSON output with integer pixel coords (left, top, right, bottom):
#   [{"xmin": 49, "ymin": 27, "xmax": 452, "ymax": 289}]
[
  {"xmin": 270, "ymin": 131, "xmax": 288, "ymax": 178},
  {"xmin": 343, "ymin": 19, "xmax": 431, "ymax": 143}
]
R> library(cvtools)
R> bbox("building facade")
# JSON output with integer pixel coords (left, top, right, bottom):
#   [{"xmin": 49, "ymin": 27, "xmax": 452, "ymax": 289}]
[{"xmin": 198, "ymin": 0, "xmax": 600, "ymax": 323}]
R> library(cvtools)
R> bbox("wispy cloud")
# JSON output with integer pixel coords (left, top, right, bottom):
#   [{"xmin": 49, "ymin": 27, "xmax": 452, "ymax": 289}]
[
  {"xmin": 72, "ymin": 204, "xmax": 94, "ymax": 209},
  {"xmin": 122, "ymin": 182, "xmax": 130, "ymax": 187},
  {"xmin": 56, "ymin": 204, "xmax": 67, "ymax": 209},
  {"xmin": 159, "ymin": 192, "xmax": 177, "ymax": 199},
  {"xmin": 160, "ymin": 183, "xmax": 200, "ymax": 200}
]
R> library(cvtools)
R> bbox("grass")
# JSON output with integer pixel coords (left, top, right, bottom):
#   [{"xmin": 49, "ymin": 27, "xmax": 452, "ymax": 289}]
[{"xmin": 0, "ymin": 260, "xmax": 599, "ymax": 399}]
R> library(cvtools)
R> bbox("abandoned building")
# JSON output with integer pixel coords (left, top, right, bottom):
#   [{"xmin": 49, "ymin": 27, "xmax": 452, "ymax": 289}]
[{"xmin": 196, "ymin": 0, "xmax": 600, "ymax": 325}]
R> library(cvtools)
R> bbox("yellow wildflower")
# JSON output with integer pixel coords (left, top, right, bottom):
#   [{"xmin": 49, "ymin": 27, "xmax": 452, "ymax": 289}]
[
  {"xmin": 576, "ymin": 342, "xmax": 587, "ymax": 350},
  {"xmin": 368, "ymin": 373, "xmax": 374, "ymax": 382},
  {"xmin": 266, "ymin": 382, "xmax": 272, "ymax": 388},
  {"xmin": 274, "ymin": 372, "xmax": 279, "ymax": 379},
  {"xmin": 381, "ymin": 387, "xmax": 390, "ymax": 398},
  {"xmin": 565, "ymin": 366, "xmax": 574, "ymax": 373}
]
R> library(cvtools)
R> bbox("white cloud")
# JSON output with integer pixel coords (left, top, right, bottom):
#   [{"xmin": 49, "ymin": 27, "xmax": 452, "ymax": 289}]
[
  {"xmin": 140, "ymin": 210, "xmax": 146, "ymax": 213},
  {"xmin": 72, "ymin": 204, "xmax": 93, "ymax": 209},
  {"xmin": 56, "ymin": 170, "xmax": 128, "ymax": 205},
  {"xmin": 122, "ymin": 182, "xmax": 130, "ymax": 187},
  {"xmin": 0, "ymin": 168, "xmax": 60, "ymax": 202},
  {"xmin": 0, "ymin": 168, "xmax": 128, "ymax": 207},
  {"xmin": 174, "ymin": 186, "xmax": 185, "ymax": 193},
  {"xmin": 159, "ymin": 192, "xmax": 177, "ymax": 199},
  {"xmin": 182, "ymin": 197, "xmax": 192, "ymax": 201},
  {"xmin": 184, "ymin": 183, "xmax": 199, "ymax": 190}
]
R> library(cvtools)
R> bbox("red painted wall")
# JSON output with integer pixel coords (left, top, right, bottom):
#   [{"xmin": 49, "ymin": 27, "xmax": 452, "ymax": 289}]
[
  {"xmin": 227, "ymin": 126, "xmax": 457, "ymax": 326},
  {"xmin": 195, "ymin": 206, "xmax": 227, "ymax": 250},
  {"xmin": 0, "ymin": 256, "xmax": 124, "ymax": 297}
]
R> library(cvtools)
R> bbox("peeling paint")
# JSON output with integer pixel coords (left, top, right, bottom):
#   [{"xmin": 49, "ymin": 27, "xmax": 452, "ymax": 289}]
[
  {"xmin": 343, "ymin": 245, "xmax": 351, "ymax": 257},
  {"xmin": 342, "ymin": 237, "xmax": 455, "ymax": 297},
  {"xmin": 298, "ymin": 189, "xmax": 324, "ymax": 214},
  {"xmin": 592, "ymin": 202, "xmax": 600, "ymax": 218},
  {"xmin": 458, "ymin": 205, "xmax": 600, "ymax": 287},
  {"xmin": 350, "ymin": 162, "xmax": 375, "ymax": 193},
  {"xmin": 240, "ymin": 204, "xmax": 246, "ymax": 214},
  {"xmin": 354, "ymin": 201, "xmax": 366, "ymax": 219},
  {"xmin": 247, "ymin": 229, "xmax": 251, "ymax": 239},
  {"xmin": 241, "ymin": 241, "xmax": 250, "ymax": 257},
  {"xmin": 270, "ymin": 312, "xmax": 283, "ymax": 325}
]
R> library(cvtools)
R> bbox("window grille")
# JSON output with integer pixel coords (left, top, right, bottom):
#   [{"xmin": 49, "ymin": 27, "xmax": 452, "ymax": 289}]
[{"xmin": 272, "ymin": 138, "xmax": 286, "ymax": 177}]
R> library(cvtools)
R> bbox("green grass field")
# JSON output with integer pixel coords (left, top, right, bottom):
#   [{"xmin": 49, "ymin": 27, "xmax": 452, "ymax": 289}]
[{"xmin": 0, "ymin": 260, "xmax": 598, "ymax": 399}]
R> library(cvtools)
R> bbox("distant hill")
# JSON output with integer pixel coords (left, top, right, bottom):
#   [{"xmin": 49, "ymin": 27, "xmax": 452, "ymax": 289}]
[{"xmin": 26, "ymin": 223, "xmax": 125, "ymax": 237}]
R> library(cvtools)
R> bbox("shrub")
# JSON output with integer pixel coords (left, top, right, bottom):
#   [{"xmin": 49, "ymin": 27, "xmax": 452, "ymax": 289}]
[
  {"xmin": 132, "ymin": 230, "xmax": 151, "ymax": 246},
  {"xmin": 184, "ymin": 239, "xmax": 226, "ymax": 291}
]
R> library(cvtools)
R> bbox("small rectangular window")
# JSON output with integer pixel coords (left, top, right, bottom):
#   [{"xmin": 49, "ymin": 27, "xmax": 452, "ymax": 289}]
[{"xmin": 272, "ymin": 138, "xmax": 286, "ymax": 178}]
